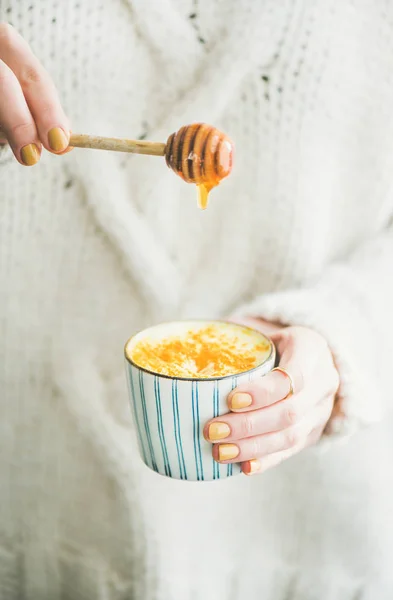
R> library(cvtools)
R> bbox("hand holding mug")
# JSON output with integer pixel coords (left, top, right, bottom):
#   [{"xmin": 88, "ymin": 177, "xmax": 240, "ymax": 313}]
[
  {"xmin": 204, "ymin": 320, "xmax": 339, "ymax": 475},
  {"xmin": 124, "ymin": 320, "xmax": 276, "ymax": 481}
]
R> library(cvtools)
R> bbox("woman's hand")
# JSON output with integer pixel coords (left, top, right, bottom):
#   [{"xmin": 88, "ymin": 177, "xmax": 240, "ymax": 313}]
[
  {"xmin": 204, "ymin": 319, "xmax": 339, "ymax": 475},
  {"xmin": 0, "ymin": 23, "xmax": 70, "ymax": 166}
]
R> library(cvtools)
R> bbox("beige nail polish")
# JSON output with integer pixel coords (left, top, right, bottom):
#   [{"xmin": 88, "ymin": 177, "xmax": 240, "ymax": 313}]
[
  {"xmin": 231, "ymin": 392, "xmax": 252, "ymax": 410},
  {"xmin": 245, "ymin": 459, "xmax": 261, "ymax": 475},
  {"xmin": 48, "ymin": 127, "xmax": 68, "ymax": 152},
  {"xmin": 218, "ymin": 444, "xmax": 239, "ymax": 461},
  {"xmin": 208, "ymin": 422, "xmax": 230, "ymax": 441},
  {"xmin": 20, "ymin": 143, "xmax": 40, "ymax": 166}
]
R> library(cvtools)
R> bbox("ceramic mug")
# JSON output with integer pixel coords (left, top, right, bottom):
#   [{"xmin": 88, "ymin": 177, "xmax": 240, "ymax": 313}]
[{"xmin": 124, "ymin": 320, "xmax": 275, "ymax": 481}]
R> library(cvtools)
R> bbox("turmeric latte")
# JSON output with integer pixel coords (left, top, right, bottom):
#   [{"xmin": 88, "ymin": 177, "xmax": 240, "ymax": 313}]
[{"xmin": 125, "ymin": 321, "xmax": 272, "ymax": 379}]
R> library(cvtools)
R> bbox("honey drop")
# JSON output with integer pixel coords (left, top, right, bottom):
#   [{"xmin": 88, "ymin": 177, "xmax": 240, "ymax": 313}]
[{"xmin": 197, "ymin": 183, "xmax": 213, "ymax": 210}]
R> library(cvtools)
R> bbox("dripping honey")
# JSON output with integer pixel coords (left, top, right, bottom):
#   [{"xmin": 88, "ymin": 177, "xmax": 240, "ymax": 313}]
[{"xmin": 197, "ymin": 183, "xmax": 213, "ymax": 210}]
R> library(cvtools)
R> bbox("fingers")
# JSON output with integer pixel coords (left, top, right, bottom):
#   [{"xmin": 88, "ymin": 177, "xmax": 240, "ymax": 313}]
[
  {"xmin": 0, "ymin": 57, "xmax": 41, "ymax": 165},
  {"xmin": 227, "ymin": 367, "xmax": 296, "ymax": 412},
  {"xmin": 242, "ymin": 420, "xmax": 327, "ymax": 476},
  {"xmin": 0, "ymin": 23, "xmax": 70, "ymax": 164},
  {"xmin": 272, "ymin": 326, "xmax": 338, "ymax": 396},
  {"xmin": 211, "ymin": 426, "xmax": 302, "ymax": 464},
  {"xmin": 204, "ymin": 390, "xmax": 316, "ymax": 442},
  {"xmin": 227, "ymin": 329, "xmax": 306, "ymax": 413},
  {"xmin": 242, "ymin": 448, "xmax": 297, "ymax": 476},
  {"xmin": 227, "ymin": 326, "xmax": 337, "ymax": 414},
  {"xmin": 212, "ymin": 396, "xmax": 333, "ymax": 469}
]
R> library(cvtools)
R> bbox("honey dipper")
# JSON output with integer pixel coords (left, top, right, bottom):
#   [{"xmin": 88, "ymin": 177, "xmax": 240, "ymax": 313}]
[{"xmin": 1, "ymin": 123, "xmax": 234, "ymax": 210}]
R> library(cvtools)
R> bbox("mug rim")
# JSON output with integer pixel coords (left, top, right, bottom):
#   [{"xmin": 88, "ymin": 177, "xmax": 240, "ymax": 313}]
[{"xmin": 124, "ymin": 319, "xmax": 276, "ymax": 382}]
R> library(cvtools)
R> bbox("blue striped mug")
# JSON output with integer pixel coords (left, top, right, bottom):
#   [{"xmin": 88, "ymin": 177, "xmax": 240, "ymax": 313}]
[{"xmin": 124, "ymin": 320, "xmax": 275, "ymax": 481}]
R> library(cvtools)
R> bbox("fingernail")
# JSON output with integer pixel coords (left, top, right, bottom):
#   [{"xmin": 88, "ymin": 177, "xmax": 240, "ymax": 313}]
[
  {"xmin": 245, "ymin": 459, "xmax": 261, "ymax": 476},
  {"xmin": 231, "ymin": 392, "xmax": 252, "ymax": 410},
  {"xmin": 218, "ymin": 444, "xmax": 239, "ymax": 461},
  {"xmin": 48, "ymin": 127, "xmax": 68, "ymax": 152},
  {"xmin": 208, "ymin": 422, "xmax": 230, "ymax": 441},
  {"xmin": 20, "ymin": 143, "xmax": 40, "ymax": 166}
]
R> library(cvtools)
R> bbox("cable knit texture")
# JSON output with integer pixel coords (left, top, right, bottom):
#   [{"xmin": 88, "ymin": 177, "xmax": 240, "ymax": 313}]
[{"xmin": 1, "ymin": 1, "xmax": 393, "ymax": 598}]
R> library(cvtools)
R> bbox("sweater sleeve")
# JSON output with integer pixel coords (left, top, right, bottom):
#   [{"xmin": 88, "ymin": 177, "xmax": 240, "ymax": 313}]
[{"xmin": 233, "ymin": 224, "xmax": 393, "ymax": 440}]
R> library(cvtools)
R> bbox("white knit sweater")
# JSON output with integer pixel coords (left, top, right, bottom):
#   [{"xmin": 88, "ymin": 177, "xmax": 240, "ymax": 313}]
[{"xmin": 1, "ymin": 1, "xmax": 393, "ymax": 598}]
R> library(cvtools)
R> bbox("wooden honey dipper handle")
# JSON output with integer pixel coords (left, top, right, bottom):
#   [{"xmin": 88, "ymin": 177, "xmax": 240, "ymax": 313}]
[
  {"xmin": 69, "ymin": 134, "xmax": 166, "ymax": 156},
  {"xmin": 0, "ymin": 129, "xmax": 166, "ymax": 156}
]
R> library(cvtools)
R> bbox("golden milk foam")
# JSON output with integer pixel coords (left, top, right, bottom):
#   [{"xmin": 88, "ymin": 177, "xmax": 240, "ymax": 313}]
[{"xmin": 125, "ymin": 321, "xmax": 273, "ymax": 379}]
